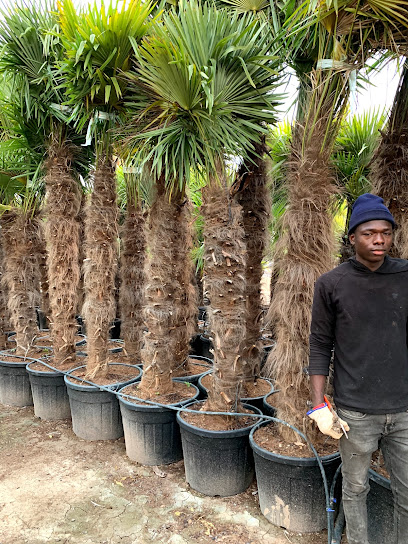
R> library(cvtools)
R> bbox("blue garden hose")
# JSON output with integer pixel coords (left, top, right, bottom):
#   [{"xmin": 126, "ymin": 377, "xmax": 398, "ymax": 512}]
[{"xmin": 16, "ymin": 355, "xmax": 340, "ymax": 544}]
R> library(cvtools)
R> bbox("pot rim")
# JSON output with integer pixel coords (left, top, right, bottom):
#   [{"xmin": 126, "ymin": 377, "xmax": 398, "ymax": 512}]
[
  {"xmin": 64, "ymin": 363, "xmax": 141, "ymax": 390},
  {"xmin": 177, "ymin": 400, "xmax": 263, "ymax": 438},
  {"xmin": 118, "ymin": 380, "xmax": 199, "ymax": 411},
  {"xmin": 249, "ymin": 420, "xmax": 340, "ymax": 466},
  {"xmin": 368, "ymin": 468, "xmax": 391, "ymax": 488}
]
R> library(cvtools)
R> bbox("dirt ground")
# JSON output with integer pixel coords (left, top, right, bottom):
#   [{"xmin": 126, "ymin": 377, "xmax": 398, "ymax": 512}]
[{"xmin": 0, "ymin": 404, "xmax": 333, "ymax": 544}]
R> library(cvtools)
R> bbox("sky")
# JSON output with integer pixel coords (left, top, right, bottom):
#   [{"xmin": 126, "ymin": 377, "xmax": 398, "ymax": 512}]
[{"xmin": 278, "ymin": 57, "xmax": 401, "ymax": 121}]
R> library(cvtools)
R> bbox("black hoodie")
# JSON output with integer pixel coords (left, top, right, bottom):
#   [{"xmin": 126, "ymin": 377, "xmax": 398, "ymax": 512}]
[{"xmin": 309, "ymin": 256, "xmax": 408, "ymax": 414}]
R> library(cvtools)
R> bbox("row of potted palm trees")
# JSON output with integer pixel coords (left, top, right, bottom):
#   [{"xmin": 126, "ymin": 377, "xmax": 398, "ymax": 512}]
[
  {"xmin": 0, "ymin": 0, "xmax": 408, "ymax": 434},
  {"xmin": 0, "ymin": 0, "xmax": 407, "ymax": 533}
]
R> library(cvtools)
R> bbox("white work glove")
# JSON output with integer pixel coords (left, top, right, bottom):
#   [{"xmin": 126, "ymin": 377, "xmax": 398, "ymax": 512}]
[{"xmin": 307, "ymin": 403, "xmax": 350, "ymax": 439}]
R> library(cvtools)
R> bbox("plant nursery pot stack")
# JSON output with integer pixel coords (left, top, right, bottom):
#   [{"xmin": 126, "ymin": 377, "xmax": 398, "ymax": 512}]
[
  {"xmin": 26, "ymin": 361, "xmax": 71, "ymax": 420},
  {"xmin": 367, "ymin": 469, "xmax": 395, "ymax": 544},
  {"xmin": 177, "ymin": 401, "xmax": 262, "ymax": 497},
  {"xmin": 0, "ymin": 353, "xmax": 34, "ymax": 407},
  {"xmin": 65, "ymin": 363, "xmax": 141, "ymax": 441},
  {"xmin": 250, "ymin": 420, "xmax": 341, "ymax": 533},
  {"xmin": 118, "ymin": 381, "xmax": 199, "ymax": 466}
]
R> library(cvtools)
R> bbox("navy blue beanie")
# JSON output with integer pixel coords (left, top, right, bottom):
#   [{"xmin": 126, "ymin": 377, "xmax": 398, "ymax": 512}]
[{"xmin": 348, "ymin": 193, "xmax": 395, "ymax": 235}]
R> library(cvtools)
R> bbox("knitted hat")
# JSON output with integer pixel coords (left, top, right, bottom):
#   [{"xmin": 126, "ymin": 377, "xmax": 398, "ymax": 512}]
[{"xmin": 348, "ymin": 193, "xmax": 395, "ymax": 235}]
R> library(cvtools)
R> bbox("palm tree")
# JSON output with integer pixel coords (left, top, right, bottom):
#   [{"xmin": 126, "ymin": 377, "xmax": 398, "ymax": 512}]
[
  {"xmin": 0, "ymin": 1, "xmax": 88, "ymax": 367},
  {"xmin": 118, "ymin": 167, "xmax": 147, "ymax": 363},
  {"xmin": 332, "ymin": 109, "xmax": 384, "ymax": 260},
  {"xmin": 58, "ymin": 0, "xmax": 153, "ymax": 379},
  {"xmin": 371, "ymin": 62, "xmax": 408, "ymax": 258},
  {"xmin": 123, "ymin": 1, "xmax": 281, "ymax": 412},
  {"xmin": 232, "ymin": 140, "xmax": 271, "ymax": 382}
]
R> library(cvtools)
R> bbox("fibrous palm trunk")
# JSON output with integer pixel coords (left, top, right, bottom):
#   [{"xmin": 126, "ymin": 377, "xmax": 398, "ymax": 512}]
[
  {"xmin": 201, "ymin": 163, "xmax": 247, "ymax": 414},
  {"xmin": 119, "ymin": 184, "xmax": 146, "ymax": 362},
  {"xmin": 2, "ymin": 209, "xmax": 42, "ymax": 355},
  {"xmin": 83, "ymin": 157, "xmax": 119, "ymax": 379},
  {"xmin": 235, "ymin": 140, "xmax": 271, "ymax": 381},
  {"xmin": 139, "ymin": 177, "xmax": 196, "ymax": 395},
  {"xmin": 0, "ymin": 239, "xmax": 8, "ymax": 348},
  {"xmin": 264, "ymin": 73, "xmax": 346, "ymax": 438},
  {"xmin": 372, "ymin": 64, "xmax": 408, "ymax": 258},
  {"xmin": 45, "ymin": 143, "xmax": 82, "ymax": 367},
  {"xmin": 37, "ymin": 226, "xmax": 50, "ymax": 329}
]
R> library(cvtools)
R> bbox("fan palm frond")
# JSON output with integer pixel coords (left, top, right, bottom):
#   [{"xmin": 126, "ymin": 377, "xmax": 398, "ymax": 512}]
[{"xmin": 123, "ymin": 0, "xmax": 283, "ymax": 190}]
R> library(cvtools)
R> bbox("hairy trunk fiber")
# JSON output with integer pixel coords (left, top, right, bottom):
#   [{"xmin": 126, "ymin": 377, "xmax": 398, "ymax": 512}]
[
  {"xmin": 139, "ymin": 178, "xmax": 197, "ymax": 395},
  {"xmin": 45, "ymin": 143, "xmax": 81, "ymax": 367},
  {"xmin": 37, "ymin": 225, "xmax": 50, "ymax": 328},
  {"xmin": 234, "ymin": 140, "xmax": 271, "ymax": 381},
  {"xmin": 201, "ymin": 164, "xmax": 247, "ymax": 413},
  {"xmin": 119, "ymin": 188, "xmax": 146, "ymax": 362},
  {"xmin": 0, "ymin": 239, "xmax": 8, "ymax": 348},
  {"xmin": 2, "ymin": 210, "xmax": 42, "ymax": 355},
  {"xmin": 83, "ymin": 157, "xmax": 119, "ymax": 379},
  {"xmin": 372, "ymin": 65, "xmax": 408, "ymax": 258},
  {"xmin": 264, "ymin": 123, "xmax": 339, "ymax": 440},
  {"xmin": 76, "ymin": 192, "xmax": 86, "ymax": 318}
]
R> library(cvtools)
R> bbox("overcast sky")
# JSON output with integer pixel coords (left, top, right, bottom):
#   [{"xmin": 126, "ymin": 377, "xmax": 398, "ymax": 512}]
[{"xmin": 278, "ymin": 57, "xmax": 401, "ymax": 120}]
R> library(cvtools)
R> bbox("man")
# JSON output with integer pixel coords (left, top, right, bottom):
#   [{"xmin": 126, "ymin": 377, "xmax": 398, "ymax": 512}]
[{"xmin": 307, "ymin": 193, "xmax": 408, "ymax": 544}]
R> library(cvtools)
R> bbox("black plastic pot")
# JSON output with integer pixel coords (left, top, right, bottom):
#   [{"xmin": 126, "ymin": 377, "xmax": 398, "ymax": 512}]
[
  {"xmin": 118, "ymin": 381, "xmax": 199, "ymax": 465},
  {"xmin": 249, "ymin": 420, "xmax": 341, "ymax": 533},
  {"xmin": 110, "ymin": 318, "xmax": 121, "ymax": 340},
  {"xmin": 36, "ymin": 308, "xmax": 49, "ymax": 331},
  {"xmin": 262, "ymin": 394, "xmax": 277, "ymax": 417},
  {"xmin": 65, "ymin": 363, "xmax": 141, "ymax": 441},
  {"xmin": 76, "ymin": 315, "xmax": 85, "ymax": 335},
  {"xmin": 173, "ymin": 355, "xmax": 212, "ymax": 385},
  {"xmin": 241, "ymin": 378, "xmax": 275, "ymax": 411},
  {"xmin": 367, "ymin": 469, "xmax": 395, "ymax": 544},
  {"xmin": 0, "ymin": 354, "xmax": 34, "ymax": 406},
  {"xmin": 193, "ymin": 334, "xmax": 213, "ymax": 360},
  {"xmin": 75, "ymin": 334, "xmax": 86, "ymax": 347},
  {"xmin": 26, "ymin": 362, "xmax": 71, "ymax": 420},
  {"xmin": 177, "ymin": 401, "xmax": 263, "ymax": 497},
  {"xmin": 198, "ymin": 306, "xmax": 207, "ymax": 322}
]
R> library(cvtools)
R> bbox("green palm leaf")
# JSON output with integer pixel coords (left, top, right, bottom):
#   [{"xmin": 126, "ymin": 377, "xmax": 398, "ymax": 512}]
[{"xmin": 123, "ymin": 0, "xmax": 283, "ymax": 189}]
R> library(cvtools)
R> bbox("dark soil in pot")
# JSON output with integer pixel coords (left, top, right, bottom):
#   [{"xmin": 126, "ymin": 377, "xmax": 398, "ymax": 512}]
[
  {"xmin": 177, "ymin": 401, "xmax": 263, "ymax": 497},
  {"xmin": 250, "ymin": 420, "xmax": 341, "ymax": 533},
  {"xmin": 65, "ymin": 363, "xmax": 141, "ymax": 441},
  {"xmin": 118, "ymin": 381, "xmax": 199, "ymax": 466}
]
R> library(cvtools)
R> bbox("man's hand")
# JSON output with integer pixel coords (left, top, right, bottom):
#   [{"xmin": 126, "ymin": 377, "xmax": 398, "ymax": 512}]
[{"xmin": 307, "ymin": 404, "xmax": 350, "ymax": 440}]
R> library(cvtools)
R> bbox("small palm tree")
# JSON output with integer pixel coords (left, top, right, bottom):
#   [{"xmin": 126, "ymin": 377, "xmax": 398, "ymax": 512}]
[
  {"xmin": 371, "ymin": 62, "xmax": 408, "ymax": 258},
  {"xmin": 118, "ymin": 166, "xmax": 147, "ymax": 363},
  {"xmin": 0, "ymin": 0, "xmax": 89, "ymax": 367},
  {"xmin": 58, "ymin": 0, "xmax": 153, "ymax": 379},
  {"xmin": 124, "ymin": 1, "xmax": 282, "ymax": 413}
]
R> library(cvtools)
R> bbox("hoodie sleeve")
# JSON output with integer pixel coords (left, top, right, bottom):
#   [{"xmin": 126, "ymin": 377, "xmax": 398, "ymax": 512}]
[{"xmin": 309, "ymin": 275, "xmax": 335, "ymax": 376}]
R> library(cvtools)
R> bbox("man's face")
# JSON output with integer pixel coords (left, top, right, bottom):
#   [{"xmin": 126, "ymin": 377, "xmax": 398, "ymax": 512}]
[{"xmin": 349, "ymin": 220, "xmax": 393, "ymax": 271}]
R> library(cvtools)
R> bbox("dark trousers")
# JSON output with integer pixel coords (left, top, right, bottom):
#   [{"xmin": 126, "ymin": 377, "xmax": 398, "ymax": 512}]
[{"xmin": 338, "ymin": 408, "xmax": 408, "ymax": 544}]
